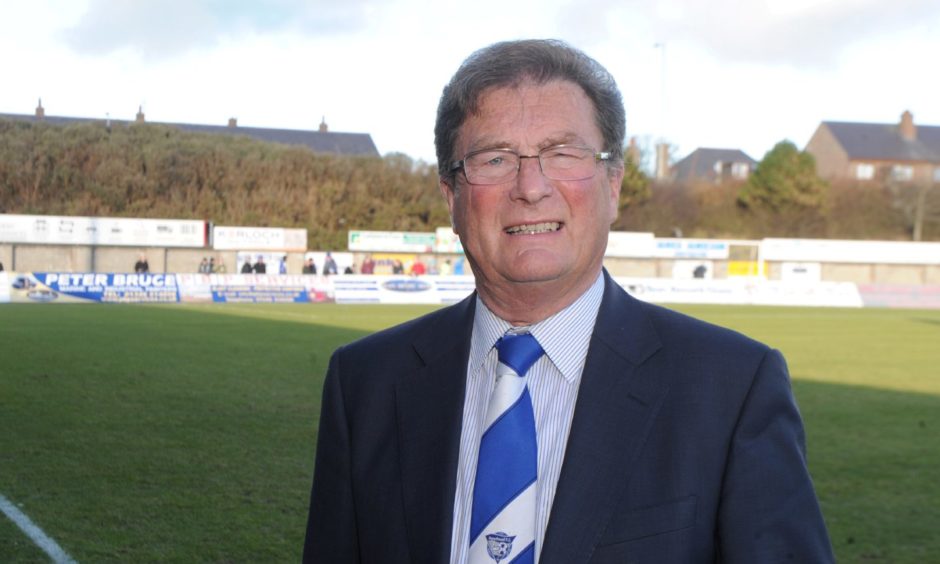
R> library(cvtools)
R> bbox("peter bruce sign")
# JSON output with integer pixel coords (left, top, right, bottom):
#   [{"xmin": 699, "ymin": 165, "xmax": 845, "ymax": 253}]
[{"xmin": 7, "ymin": 272, "xmax": 181, "ymax": 303}]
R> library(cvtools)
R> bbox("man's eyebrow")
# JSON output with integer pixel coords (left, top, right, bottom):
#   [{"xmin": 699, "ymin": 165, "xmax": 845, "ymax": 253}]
[
  {"xmin": 538, "ymin": 134, "xmax": 584, "ymax": 149},
  {"xmin": 464, "ymin": 137, "xmax": 514, "ymax": 153},
  {"xmin": 464, "ymin": 133, "xmax": 587, "ymax": 154}
]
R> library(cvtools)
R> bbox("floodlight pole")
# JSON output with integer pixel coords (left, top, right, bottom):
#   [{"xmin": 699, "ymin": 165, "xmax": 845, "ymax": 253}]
[{"xmin": 654, "ymin": 42, "xmax": 669, "ymax": 180}]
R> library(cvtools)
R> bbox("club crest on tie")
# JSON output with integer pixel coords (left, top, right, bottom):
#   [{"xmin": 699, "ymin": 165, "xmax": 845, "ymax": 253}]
[{"xmin": 485, "ymin": 532, "xmax": 515, "ymax": 563}]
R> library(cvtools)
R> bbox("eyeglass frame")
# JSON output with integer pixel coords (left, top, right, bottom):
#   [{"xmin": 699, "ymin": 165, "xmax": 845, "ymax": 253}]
[{"xmin": 447, "ymin": 144, "xmax": 617, "ymax": 185}]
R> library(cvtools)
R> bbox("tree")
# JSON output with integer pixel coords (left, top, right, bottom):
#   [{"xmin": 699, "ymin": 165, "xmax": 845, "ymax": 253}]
[
  {"xmin": 738, "ymin": 140, "xmax": 828, "ymax": 212},
  {"xmin": 619, "ymin": 149, "xmax": 651, "ymax": 210},
  {"xmin": 890, "ymin": 181, "xmax": 940, "ymax": 241}
]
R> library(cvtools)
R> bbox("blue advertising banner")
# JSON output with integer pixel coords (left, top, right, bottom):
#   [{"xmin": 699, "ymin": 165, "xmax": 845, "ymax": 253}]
[
  {"xmin": 1, "ymin": 272, "xmax": 336, "ymax": 304},
  {"xmin": 19, "ymin": 272, "xmax": 181, "ymax": 303}
]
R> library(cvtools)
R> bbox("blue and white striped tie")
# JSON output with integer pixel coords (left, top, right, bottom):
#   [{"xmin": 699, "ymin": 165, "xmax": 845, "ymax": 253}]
[{"xmin": 469, "ymin": 332, "xmax": 543, "ymax": 564}]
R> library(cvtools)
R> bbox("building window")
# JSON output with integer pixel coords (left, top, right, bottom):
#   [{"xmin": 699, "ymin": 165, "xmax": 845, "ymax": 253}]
[
  {"xmin": 891, "ymin": 165, "xmax": 914, "ymax": 182},
  {"xmin": 731, "ymin": 162, "xmax": 750, "ymax": 179},
  {"xmin": 856, "ymin": 163, "xmax": 875, "ymax": 180}
]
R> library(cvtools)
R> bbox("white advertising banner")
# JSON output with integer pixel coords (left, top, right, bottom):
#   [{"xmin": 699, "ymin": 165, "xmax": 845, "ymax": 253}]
[
  {"xmin": 652, "ymin": 238, "xmax": 731, "ymax": 259},
  {"xmin": 332, "ymin": 275, "xmax": 476, "ymax": 304},
  {"xmin": 0, "ymin": 272, "xmax": 9, "ymax": 303},
  {"xmin": 213, "ymin": 226, "xmax": 307, "ymax": 251},
  {"xmin": 347, "ymin": 230, "xmax": 436, "ymax": 253},
  {"xmin": 175, "ymin": 273, "xmax": 333, "ymax": 303},
  {"xmin": 761, "ymin": 238, "xmax": 940, "ymax": 265},
  {"xmin": 614, "ymin": 277, "xmax": 864, "ymax": 308},
  {"xmin": 781, "ymin": 262, "xmax": 822, "ymax": 282},
  {"xmin": 0, "ymin": 214, "xmax": 206, "ymax": 247},
  {"xmin": 605, "ymin": 232, "xmax": 655, "ymax": 257},
  {"xmin": 604, "ymin": 234, "xmax": 732, "ymax": 259}
]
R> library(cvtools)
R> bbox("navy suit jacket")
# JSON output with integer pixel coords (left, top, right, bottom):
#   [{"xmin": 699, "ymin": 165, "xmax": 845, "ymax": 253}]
[{"xmin": 303, "ymin": 272, "xmax": 834, "ymax": 563}]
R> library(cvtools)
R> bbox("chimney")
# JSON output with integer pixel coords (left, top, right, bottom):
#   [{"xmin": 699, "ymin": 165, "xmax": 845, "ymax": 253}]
[
  {"xmin": 228, "ymin": 117, "xmax": 237, "ymax": 128},
  {"xmin": 35, "ymin": 98, "xmax": 45, "ymax": 120},
  {"xmin": 626, "ymin": 136, "xmax": 640, "ymax": 165},
  {"xmin": 655, "ymin": 142, "xmax": 670, "ymax": 180},
  {"xmin": 318, "ymin": 116, "xmax": 328, "ymax": 132},
  {"xmin": 136, "ymin": 105, "xmax": 145, "ymax": 123},
  {"xmin": 899, "ymin": 110, "xmax": 916, "ymax": 141}
]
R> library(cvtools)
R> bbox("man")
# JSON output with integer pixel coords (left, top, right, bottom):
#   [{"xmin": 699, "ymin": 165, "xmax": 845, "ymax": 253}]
[
  {"xmin": 410, "ymin": 258, "xmax": 427, "ymax": 276},
  {"xmin": 323, "ymin": 252, "xmax": 338, "ymax": 275},
  {"xmin": 360, "ymin": 255, "xmax": 375, "ymax": 275},
  {"xmin": 303, "ymin": 39, "xmax": 833, "ymax": 563},
  {"xmin": 134, "ymin": 254, "xmax": 149, "ymax": 274},
  {"xmin": 303, "ymin": 257, "xmax": 318, "ymax": 275}
]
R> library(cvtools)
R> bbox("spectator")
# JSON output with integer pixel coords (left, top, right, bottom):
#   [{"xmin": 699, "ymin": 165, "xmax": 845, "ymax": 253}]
[
  {"xmin": 391, "ymin": 259, "xmax": 404, "ymax": 275},
  {"xmin": 279, "ymin": 256, "xmax": 288, "ymax": 274},
  {"xmin": 240, "ymin": 259, "xmax": 254, "ymax": 274},
  {"xmin": 198, "ymin": 257, "xmax": 210, "ymax": 274},
  {"xmin": 213, "ymin": 257, "xmax": 227, "ymax": 273},
  {"xmin": 360, "ymin": 255, "xmax": 375, "ymax": 275},
  {"xmin": 344, "ymin": 265, "xmax": 354, "ymax": 275},
  {"xmin": 134, "ymin": 254, "xmax": 149, "ymax": 273},
  {"xmin": 302, "ymin": 258, "xmax": 317, "ymax": 274},
  {"xmin": 409, "ymin": 258, "xmax": 426, "ymax": 276},
  {"xmin": 438, "ymin": 259, "xmax": 452, "ymax": 276},
  {"xmin": 323, "ymin": 252, "xmax": 338, "ymax": 275},
  {"xmin": 253, "ymin": 256, "xmax": 267, "ymax": 274}
]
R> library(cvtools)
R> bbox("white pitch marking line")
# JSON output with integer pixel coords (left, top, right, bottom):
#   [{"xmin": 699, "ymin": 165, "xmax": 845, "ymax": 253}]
[{"xmin": 0, "ymin": 493, "xmax": 78, "ymax": 564}]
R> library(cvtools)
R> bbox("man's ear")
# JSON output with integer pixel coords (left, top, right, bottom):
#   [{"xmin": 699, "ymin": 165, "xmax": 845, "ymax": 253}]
[
  {"xmin": 439, "ymin": 176, "xmax": 458, "ymax": 232},
  {"xmin": 606, "ymin": 164, "xmax": 625, "ymax": 224}
]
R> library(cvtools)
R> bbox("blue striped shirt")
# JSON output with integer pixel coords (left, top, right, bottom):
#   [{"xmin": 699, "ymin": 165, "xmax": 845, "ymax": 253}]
[{"xmin": 449, "ymin": 272, "xmax": 605, "ymax": 564}]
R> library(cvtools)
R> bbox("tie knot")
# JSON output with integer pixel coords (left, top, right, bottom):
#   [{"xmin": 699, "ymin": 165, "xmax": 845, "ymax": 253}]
[{"xmin": 496, "ymin": 332, "xmax": 544, "ymax": 377}]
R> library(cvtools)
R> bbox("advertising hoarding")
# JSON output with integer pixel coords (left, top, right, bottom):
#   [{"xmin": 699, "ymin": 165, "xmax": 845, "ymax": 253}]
[
  {"xmin": 348, "ymin": 231, "xmax": 436, "ymax": 253},
  {"xmin": 212, "ymin": 226, "xmax": 307, "ymax": 251},
  {"xmin": 0, "ymin": 214, "xmax": 206, "ymax": 247}
]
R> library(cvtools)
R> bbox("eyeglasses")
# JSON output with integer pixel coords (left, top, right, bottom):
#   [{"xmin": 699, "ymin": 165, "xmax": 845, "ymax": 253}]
[{"xmin": 449, "ymin": 145, "xmax": 614, "ymax": 185}]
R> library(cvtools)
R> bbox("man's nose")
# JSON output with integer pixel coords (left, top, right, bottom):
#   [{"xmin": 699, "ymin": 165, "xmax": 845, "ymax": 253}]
[{"xmin": 511, "ymin": 156, "xmax": 552, "ymax": 203}]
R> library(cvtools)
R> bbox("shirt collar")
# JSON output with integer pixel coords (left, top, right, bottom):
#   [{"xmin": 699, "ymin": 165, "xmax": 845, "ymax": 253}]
[{"xmin": 469, "ymin": 272, "xmax": 605, "ymax": 383}]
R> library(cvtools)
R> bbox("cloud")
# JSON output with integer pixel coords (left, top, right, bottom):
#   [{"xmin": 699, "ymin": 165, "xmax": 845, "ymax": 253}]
[
  {"xmin": 552, "ymin": 0, "xmax": 626, "ymax": 48},
  {"xmin": 661, "ymin": 0, "xmax": 940, "ymax": 67},
  {"xmin": 556, "ymin": 0, "xmax": 940, "ymax": 68},
  {"xmin": 665, "ymin": 0, "xmax": 940, "ymax": 68},
  {"xmin": 62, "ymin": 0, "xmax": 375, "ymax": 59}
]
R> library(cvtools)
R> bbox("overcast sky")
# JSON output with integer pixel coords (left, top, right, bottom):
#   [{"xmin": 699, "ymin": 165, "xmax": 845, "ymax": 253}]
[{"xmin": 2, "ymin": 0, "xmax": 939, "ymax": 166}]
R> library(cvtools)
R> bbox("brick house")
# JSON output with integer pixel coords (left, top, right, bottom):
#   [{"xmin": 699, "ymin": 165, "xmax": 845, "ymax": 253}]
[
  {"xmin": 805, "ymin": 111, "xmax": 940, "ymax": 183},
  {"xmin": 672, "ymin": 148, "xmax": 757, "ymax": 183}
]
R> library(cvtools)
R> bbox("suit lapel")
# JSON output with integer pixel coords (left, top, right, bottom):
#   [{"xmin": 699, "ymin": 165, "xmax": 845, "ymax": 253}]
[
  {"xmin": 395, "ymin": 296, "xmax": 475, "ymax": 564},
  {"xmin": 541, "ymin": 273, "xmax": 669, "ymax": 564}
]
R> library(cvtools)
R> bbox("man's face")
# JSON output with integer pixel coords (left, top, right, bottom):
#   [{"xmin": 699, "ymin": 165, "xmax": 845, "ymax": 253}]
[{"xmin": 440, "ymin": 79, "xmax": 623, "ymax": 305}]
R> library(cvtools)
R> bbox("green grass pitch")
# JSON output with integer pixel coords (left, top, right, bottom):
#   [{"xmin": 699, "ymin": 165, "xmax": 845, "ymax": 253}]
[{"xmin": 1, "ymin": 303, "xmax": 938, "ymax": 562}]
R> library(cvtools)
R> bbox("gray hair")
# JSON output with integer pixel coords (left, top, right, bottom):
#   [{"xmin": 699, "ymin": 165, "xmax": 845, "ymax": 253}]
[{"xmin": 434, "ymin": 39, "xmax": 625, "ymax": 179}]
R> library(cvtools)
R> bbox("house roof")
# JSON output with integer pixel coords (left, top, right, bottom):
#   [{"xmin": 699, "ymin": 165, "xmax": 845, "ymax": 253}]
[
  {"xmin": 822, "ymin": 120, "xmax": 940, "ymax": 163},
  {"xmin": 0, "ymin": 111, "xmax": 380, "ymax": 157},
  {"xmin": 672, "ymin": 147, "xmax": 757, "ymax": 181}
]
